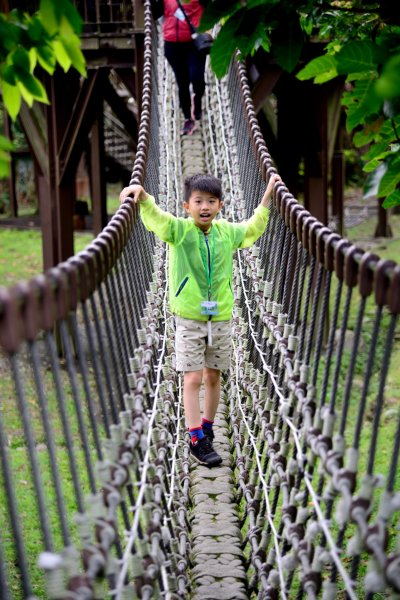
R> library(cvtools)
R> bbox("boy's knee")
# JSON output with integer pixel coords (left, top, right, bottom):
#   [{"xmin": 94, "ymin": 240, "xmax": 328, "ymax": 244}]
[{"xmin": 184, "ymin": 370, "xmax": 203, "ymax": 388}]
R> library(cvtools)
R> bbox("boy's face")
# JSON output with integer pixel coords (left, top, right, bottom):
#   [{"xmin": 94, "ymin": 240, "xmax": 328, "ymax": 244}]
[{"xmin": 184, "ymin": 190, "xmax": 223, "ymax": 231}]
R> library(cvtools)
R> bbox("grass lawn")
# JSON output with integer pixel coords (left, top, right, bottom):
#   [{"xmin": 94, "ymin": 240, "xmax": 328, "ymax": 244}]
[
  {"xmin": 0, "ymin": 230, "xmax": 94, "ymax": 287},
  {"xmin": 346, "ymin": 212, "xmax": 400, "ymax": 261}
]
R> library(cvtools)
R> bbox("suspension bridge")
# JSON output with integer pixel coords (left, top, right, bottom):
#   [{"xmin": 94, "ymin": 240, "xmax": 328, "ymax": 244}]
[{"xmin": 1, "ymin": 3, "xmax": 400, "ymax": 599}]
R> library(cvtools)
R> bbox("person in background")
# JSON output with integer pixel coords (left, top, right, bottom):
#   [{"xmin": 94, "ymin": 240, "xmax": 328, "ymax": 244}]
[{"xmin": 152, "ymin": 0, "xmax": 207, "ymax": 135}]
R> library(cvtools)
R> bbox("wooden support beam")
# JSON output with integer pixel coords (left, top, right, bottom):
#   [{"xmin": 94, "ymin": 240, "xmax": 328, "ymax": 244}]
[
  {"xmin": 332, "ymin": 151, "xmax": 344, "ymax": 236},
  {"xmin": 103, "ymin": 78, "xmax": 138, "ymax": 145},
  {"xmin": 37, "ymin": 174, "xmax": 58, "ymax": 270},
  {"xmin": 251, "ymin": 65, "xmax": 282, "ymax": 114},
  {"xmin": 91, "ymin": 111, "xmax": 108, "ymax": 235},
  {"xmin": 58, "ymin": 69, "xmax": 106, "ymax": 186},
  {"xmin": 134, "ymin": 0, "xmax": 145, "ymax": 29},
  {"xmin": 304, "ymin": 87, "xmax": 328, "ymax": 224},
  {"xmin": 3, "ymin": 112, "xmax": 17, "ymax": 218},
  {"xmin": 375, "ymin": 198, "xmax": 393, "ymax": 237},
  {"xmin": 39, "ymin": 69, "xmax": 78, "ymax": 269},
  {"xmin": 114, "ymin": 67, "xmax": 137, "ymax": 101},
  {"xmin": 19, "ymin": 103, "xmax": 48, "ymax": 178}
]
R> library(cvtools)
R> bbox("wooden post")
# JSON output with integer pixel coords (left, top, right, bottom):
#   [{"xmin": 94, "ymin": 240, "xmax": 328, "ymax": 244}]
[
  {"xmin": 42, "ymin": 69, "xmax": 77, "ymax": 267},
  {"xmin": 332, "ymin": 151, "xmax": 344, "ymax": 236},
  {"xmin": 91, "ymin": 110, "xmax": 108, "ymax": 235},
  {"xmin": 3, "ymin": 112, "xmax": 17, "ymax": 218},
  {"xmin": 37, "ymin": 174, "xmax": 58, "ymax": 270},
  {"xmin": 304, "ymin": 87, "xmax": 328, "ymax": 224},
  {"xmin": 375, "ymin": 198, "xmax": 393, "ymax": 237}
]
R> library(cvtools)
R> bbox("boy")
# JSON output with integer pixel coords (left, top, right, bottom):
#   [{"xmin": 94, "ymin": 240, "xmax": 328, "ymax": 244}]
[{"xmin": 119, "ymin": 173, "xmax": 281, "ymax": 467}]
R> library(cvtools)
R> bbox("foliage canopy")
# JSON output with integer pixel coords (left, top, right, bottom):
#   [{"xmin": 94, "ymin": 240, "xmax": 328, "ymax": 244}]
[
  {"xmin": 201, "ymin": 0, "xmax": 400, "ymax": 208},
  {"xmin": 0, "ymin": 0, "xmax": 86, "ymax": 178}
]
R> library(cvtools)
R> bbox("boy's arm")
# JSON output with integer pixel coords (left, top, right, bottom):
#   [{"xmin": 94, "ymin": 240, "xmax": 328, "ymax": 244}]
[
  {"xmin": 119, "ymin": 184, "xmax": 181, "ymax": 244},
  {"xmin": 236, "ymin": 173, "xmax": 282, "ymax": 248}
]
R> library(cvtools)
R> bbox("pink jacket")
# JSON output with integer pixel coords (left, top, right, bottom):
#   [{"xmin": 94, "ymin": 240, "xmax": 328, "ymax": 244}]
[{"xmin": 163, "ymin": 0, "xmax": 204, "ymax": 43}]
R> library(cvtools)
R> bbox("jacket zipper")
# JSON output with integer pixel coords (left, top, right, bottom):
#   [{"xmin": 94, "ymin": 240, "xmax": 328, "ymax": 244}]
[
  {"xmin": 205, "ymin": 233, "xmax": 211, "ymax": 299},
  {"xmin": 175, "ymin": 276, "xmax": 189, "ymax": 297}
]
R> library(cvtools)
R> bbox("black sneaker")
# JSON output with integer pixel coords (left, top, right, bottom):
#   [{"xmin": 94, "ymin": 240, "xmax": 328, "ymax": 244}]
[
  {"xmin": 181, "ymin": 118, "xmax": 196, "ymax": 135},
  {"xmin": 202, "ymin": 426, "xmax": 214, "ymax": 442},
  {"xmin": 190, "ymin": 436, "xmax": 222, "ymax": 467}
]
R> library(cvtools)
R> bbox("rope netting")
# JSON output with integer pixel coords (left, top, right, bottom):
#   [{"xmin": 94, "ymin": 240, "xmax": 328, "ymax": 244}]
[{"xmin": 1, "ymin": 2, "xmax": 400, "ymax": 598}]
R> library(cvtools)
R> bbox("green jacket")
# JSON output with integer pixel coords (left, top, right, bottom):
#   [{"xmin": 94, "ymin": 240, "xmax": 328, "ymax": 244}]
[{"xmin": 140, "ymin": 196, "xmax": 269, "ymax": 321}]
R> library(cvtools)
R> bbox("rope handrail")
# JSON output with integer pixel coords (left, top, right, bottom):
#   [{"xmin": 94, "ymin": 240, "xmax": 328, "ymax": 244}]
[{"xmin": 235, "ymin": 59, "xmax": 400, "ymax": 305}]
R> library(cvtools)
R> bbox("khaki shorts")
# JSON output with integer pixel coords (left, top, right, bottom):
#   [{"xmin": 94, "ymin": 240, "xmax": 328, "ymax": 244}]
[{"xmin": 175, "ymin": 317, "xmax": 232, "ymax": 372}]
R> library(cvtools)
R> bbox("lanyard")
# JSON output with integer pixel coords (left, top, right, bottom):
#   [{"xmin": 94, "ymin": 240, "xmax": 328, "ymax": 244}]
[{"xmin": 199, "ymin": 226, "xmax": 216, "ymax": 299}]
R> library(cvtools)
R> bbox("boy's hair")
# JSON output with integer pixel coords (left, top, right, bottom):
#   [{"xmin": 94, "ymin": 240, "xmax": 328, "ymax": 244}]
[{"xmin": 184, "ymin": 174, "xmax": 222, "ymax": 202}]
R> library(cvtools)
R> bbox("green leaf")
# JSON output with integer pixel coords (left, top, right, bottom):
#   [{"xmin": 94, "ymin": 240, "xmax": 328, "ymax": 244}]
[
  {"xmin": 0, "ymin": 149, "xmax": 12, "ymax": 179},
  {"xmin": 59, "ymin": 34, "xmax": 86, "ymax": 76},
  {"xmin": 1, "ymin": 81, "xmax": 21, "ymax": 120},
  {"xmin": 39, "ymin": 0, "xmax": 59, "ymax": 35},
  {"xmin": 29, "ymin": 47, "xmax": 37, "ymax": 71},
  {"xmin": 375, "ymin": 54, "xmax": 400, "ymax": 100},
  {"xmin": 199, "ymin": 0, "xmax": 242, "ymax": 31},
  {"xmin": 15, "ymin": 69, "xmax": 49, "ymax": 103},
  {"xmin": 297, "ymin": 54, "xmax": 337, "ymax": 82},
  {"xmin": 210, "ymin": 12, "xmax": 245, "ymax": 78},
  {"xmin": 27, "ymin": 15, "xmax": 45, "ymax": 41},
  {"xmin": 380, "ymin": 116, "xmax": 400, "ymax": 138},
  {"xmin": 343, "ymin": 78, "xmax": 382, "ymax": 131},
  {"xmin": 335, "ymin": 40, "xmax": 381, "ymax": 76},
  {"xmin": 39, "ymin": 0, "xmax": 82, "ymax": 35},
  {"xmin": 378, "ymin": 157, "xmax": 400, "ymax": 196},
  {"xmin": 60, "ymin": 0, "xmax": 83, "ymax": 35},
  {"xmin": 0, "ymin": 17, "xmax": 18, "ymax": 52},
  {"xmin": 36, "ymin": 44, "xmax": 56, "ymax": 74},
  {"xmin": 17, "ymin": 82, "xmax": 34, "ymax": 107},
  {"xmin": 299, "ymin": 12, "xmax": 313, "ymax": 36},
  {"xmin": 59, "ymin": 14, "xmax": 75, "ymax": 38},
  {"xmin": 382, "ymin": 190, "xmax": 400, "ymax": 209},
  {"xmin": 272, "ymin": 21, "xmax": 303, "ymax": 73},
  {"xmin": 363, "ymin": 153, "xmax": 393, "ymax": 173},
  {"xmin": 53, "ymin": 39, "xmax": 72, "ymax": 71},
  {"xmin": 2, "ymin": 65, "xmax": 16, "ymax": 85},
  {"xmin": 353, "ymin": 118, "xmax": 384, "ymax": 147},
  {"xmin": 11, "ymin": 47, "xmax": 31, "ymax": 72},
  {"xmin": 362, "ymin": 139, "xmax": 388, "ymax": 160},
  {"xmin": 0, "ymin": 135, "xmax": 15, "ymax": 152}
]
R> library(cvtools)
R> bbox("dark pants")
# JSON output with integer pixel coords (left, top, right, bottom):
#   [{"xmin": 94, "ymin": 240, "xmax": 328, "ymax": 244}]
[{"xmin": 164, "ymin": 41, "xmax": 206, "ymax": 120}]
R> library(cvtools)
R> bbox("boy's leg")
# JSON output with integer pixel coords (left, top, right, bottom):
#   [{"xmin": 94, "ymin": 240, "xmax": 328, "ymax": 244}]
[
  {"xmin": 203, "ymin": 367, "xmax": 221, "ymax": 421},
  {"xmin": 203, "ymin": 321, "xmax": 231, "ymax": 440},
  {"xmin": 183, "ymin": 369, "xmax": 203, "ymax": 428},
  {"xmin": 184, "ymin": 368, "xmax": 222, "ymax": 467},
  {"xmin": 176, "ymin": 318, "xmax": 222, "ymax": 466}
]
